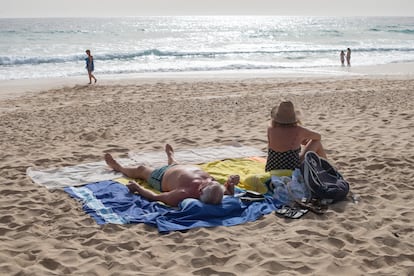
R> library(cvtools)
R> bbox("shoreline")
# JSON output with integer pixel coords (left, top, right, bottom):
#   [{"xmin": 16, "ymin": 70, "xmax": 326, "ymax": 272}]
[{"xmin": 1, "ymin": 62, "xmax": 414, "ymax": 100}]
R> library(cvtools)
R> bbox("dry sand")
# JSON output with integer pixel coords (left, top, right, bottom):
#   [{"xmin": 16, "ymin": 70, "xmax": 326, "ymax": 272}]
[{"xmin": 0, "ymin": 76, "xmax": 413, "ymax": 275}]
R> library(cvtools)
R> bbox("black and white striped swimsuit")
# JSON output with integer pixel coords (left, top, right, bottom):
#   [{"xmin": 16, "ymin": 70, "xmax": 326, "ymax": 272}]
[{"xmin": 265, "ymin": 148, "xmax": 301, "ymax": 171}]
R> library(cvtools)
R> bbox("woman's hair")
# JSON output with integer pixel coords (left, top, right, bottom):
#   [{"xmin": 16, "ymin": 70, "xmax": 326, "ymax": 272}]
[
  {"xmin": 200, "ymin": 182, "xmax": 225, "ymax": 205},
  {"xmin": 271, "ymin": 120, "xmax": 298, "ymax": 128}
]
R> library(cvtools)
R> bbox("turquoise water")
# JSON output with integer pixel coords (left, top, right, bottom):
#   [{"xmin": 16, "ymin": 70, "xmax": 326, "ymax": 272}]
[{"xmin": 0, "ymin": 16, "xmax": 413, "ymax": 80}]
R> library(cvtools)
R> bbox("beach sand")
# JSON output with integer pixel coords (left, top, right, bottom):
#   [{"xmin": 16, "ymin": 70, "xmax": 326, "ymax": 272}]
[{"xmin": 0, "ymin": 76, "xmax": 413, "ymax": 275}]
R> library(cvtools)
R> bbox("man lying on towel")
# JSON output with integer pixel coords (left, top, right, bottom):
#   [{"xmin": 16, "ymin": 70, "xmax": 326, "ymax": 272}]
[{"xmin": 104, "ymin": 144, "xmax": 239, "ymax": 207}]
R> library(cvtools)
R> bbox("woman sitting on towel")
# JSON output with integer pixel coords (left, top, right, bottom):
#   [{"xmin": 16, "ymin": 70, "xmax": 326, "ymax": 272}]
[{"xmin": 265, "ymin": 100, "xmax": 327, "ymax": 171}]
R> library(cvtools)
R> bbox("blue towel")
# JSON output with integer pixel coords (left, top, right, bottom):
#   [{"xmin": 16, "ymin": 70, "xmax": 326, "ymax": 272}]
[{"xmin": 65, "ymin": 180, "xmax": 282, "ymax": 233}]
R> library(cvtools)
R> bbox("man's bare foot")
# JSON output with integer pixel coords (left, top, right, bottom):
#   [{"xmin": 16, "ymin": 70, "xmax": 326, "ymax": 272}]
[
  {"xmin": 165, "ymin": 144, "xmax": 177, "ymax": 165},
  {"xmin": 165, "ymin": 144, "xmax": 174, "ymax": 155},
  {"xmin": 104, "ymin": 153, "xmax": 122, "ymax": 172}
]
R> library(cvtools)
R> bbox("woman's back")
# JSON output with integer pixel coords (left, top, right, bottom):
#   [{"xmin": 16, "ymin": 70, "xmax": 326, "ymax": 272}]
[
  {"xmin": 266, "ymin": 125, "xmax": 303, "ymax": 171},
  {"xmin": 266, "ymin": 100, "xmax": 326, "ymax": 171},
  {"xmin": 267, "ymin": 125, "xmax": 303, "ymax": 152}
]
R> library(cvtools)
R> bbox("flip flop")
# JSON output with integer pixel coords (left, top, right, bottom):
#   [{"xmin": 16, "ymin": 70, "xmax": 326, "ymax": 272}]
[
  {"xmin": 275, "ymin": 206, "xmax": 308, "ymax": 219},
  {"xmin": 294, "ymin": 200, "xmax": 328, "ymax": 215},
  {"xmin": 275, "ymin": 206, "xmax": 289, "ymax": 215},
  {"xmin": 236, "ymin": 190, "xmax": 265, "ymax": 202}
]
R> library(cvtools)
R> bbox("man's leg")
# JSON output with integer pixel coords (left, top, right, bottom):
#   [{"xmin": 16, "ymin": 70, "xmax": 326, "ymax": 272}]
[
  {"xmin": 87, "ymin": 71, "xmax": 93, "ymax": 84},
  {"xmin": 104, "ymin": 153, "xmax": 153, "ymax": 180},
  {"xmin": 165, "ymin": 144, "xmax": 179, "ymax": 165},
  {"xmin": 91, "ymin": 73, "xmax": 97, "ymax": 83}
]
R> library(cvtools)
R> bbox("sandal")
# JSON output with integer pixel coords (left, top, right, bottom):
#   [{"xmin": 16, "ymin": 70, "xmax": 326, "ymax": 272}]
[
  {"xmin": 294, "ymin": 199, "xmax": 328, "ymax": 215},
  {"xmin": 275, "ymin": 206, "xmax": 309, "ymax": 219}
]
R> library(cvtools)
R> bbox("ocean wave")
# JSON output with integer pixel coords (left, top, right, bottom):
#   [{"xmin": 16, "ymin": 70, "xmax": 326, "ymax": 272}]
[
  {"xmin": 0, "ymin": 55, "xmax": 84, "ymax": 66},
  {"xmin": 97, "ymin": 63, "xmax": 340, "ymax": 75},
  {"xmin": 356, "ymin": 47, "xmax": 414, "ymax": 52},
  {"xmin": 2, "ymin": 47, "xmax": 414, "ymax": 66},
  {"xmin": 369, "ymin": 27, "xmax": 414, "ymax": 34},
  {"xmin": 387, "ymin": 29, "xmax": 414, "ymax": 34},
  {"xmin": 390, "ymin": 58, "xmax": 414, "ymax": 64},
  {"xmin": 320, "ymin": 30, "xmax": 344, "ymax": 36},
  {"xmin": 0, "ymin": 29, "xmax": 92, "ymax": 35}
]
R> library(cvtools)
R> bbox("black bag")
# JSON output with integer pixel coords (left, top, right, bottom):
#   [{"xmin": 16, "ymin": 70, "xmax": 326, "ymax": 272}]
[{"xmin": 301, "ymin": 151, "xmax": 349, "ymax": 203}]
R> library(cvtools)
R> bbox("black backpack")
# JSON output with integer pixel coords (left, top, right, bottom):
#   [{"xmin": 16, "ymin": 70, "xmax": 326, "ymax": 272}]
[{"xmin": 300, "ymin": 151, "xmax": 349, "ymax": 203}]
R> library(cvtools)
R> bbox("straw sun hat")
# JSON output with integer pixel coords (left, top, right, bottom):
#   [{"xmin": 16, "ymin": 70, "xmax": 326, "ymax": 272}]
[{"xmin": 271, "ymin": 101, "xmax": 300, "ymax": 125}]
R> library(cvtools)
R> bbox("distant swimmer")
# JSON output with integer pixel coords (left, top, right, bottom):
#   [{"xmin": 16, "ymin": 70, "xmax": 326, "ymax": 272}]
[
  {"xmin": 340, "ymin": 50, "xmax": 345, "ymax": 66},
  {"xmin": 85, "ymin": 49, "xmax": 97, "ymax": 84},
  {"xmin": 346, "ymin": 48, "xmax": 351, "ymax": 66}
]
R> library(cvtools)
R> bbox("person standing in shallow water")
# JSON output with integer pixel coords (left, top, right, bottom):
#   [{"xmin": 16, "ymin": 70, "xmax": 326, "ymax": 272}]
[
  {"xmin": 340, "ymin": 50, "xmax": 345, "ymax": 66},
  {"xmin": 346, "ymin": 48, "xmax": 351, "ymax": 66},
  {"xmin": 85, "ymin": 49, "xmax": 97, "ymax": 84}
]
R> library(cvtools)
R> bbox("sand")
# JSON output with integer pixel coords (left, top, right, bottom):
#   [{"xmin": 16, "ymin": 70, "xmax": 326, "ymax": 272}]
[{"xmin": 0, "ymin": 75, "xmax": 413, "ymax": 275}]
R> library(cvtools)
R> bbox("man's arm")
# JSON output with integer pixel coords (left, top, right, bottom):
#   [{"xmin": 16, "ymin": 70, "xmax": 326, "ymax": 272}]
[{"xmin": 127, "ymin": 181, "xmax": 189, "ymax": 207}]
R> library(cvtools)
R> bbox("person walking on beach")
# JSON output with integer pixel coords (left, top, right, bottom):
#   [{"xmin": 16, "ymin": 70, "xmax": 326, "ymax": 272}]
[
  {"xmin": 85, "ymin": 49, "xmax": 97, "ymax": 84},
  {"xmin": 104, "ymin": 144, "xmax": 239, "ymax": 207},
  {"xmin": 265, "ymin": 100, "xmax": 327, "ymax": 172},
  {"xmin": 340, "ymin": 50, "xmax": 345, "ymax": 66},
  {"xmin": 346, "ymin": 48, "xmax": 351, "ymax": 66}
]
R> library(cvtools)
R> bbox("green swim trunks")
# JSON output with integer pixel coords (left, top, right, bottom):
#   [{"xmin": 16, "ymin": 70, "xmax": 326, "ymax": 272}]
[{"xmin": 147, "ymin": 165, "xmax": 175, "ymax": 191}]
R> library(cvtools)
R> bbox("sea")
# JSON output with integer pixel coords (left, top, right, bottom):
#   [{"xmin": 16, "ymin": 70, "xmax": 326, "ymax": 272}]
[{"xmin": 1, "ymin": 16, "xmax": 414, "ymax": 80}]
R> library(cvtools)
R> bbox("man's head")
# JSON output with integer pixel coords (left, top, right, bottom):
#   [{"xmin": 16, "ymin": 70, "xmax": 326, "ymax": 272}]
[{"xmin": 200, "ymin": 181, "xmax": 225, "ymax": 205}]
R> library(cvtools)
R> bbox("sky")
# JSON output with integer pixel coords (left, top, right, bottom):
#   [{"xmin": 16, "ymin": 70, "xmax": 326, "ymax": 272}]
[{"xmin": 0, "ymin": 0, "xmax": 413, "ymax": 18}]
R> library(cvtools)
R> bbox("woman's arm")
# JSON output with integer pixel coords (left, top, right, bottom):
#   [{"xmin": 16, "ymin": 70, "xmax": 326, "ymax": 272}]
[{"xmin": 301, "ymin": 127, "xmax": 321, "ymax": 144}]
